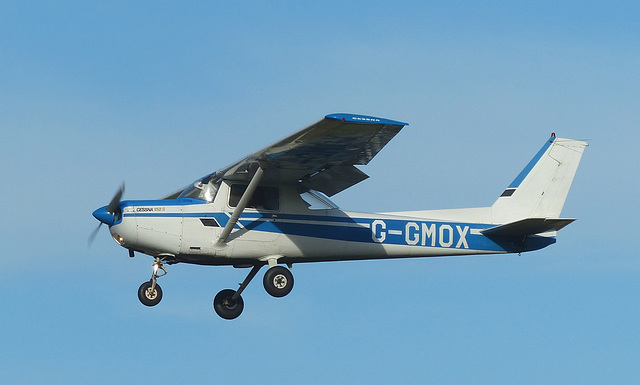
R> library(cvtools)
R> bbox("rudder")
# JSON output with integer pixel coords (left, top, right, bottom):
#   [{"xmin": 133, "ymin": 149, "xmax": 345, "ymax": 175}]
[{"xmin": 491, "ymin": 134, "xmax": 588, "ymax": 224}]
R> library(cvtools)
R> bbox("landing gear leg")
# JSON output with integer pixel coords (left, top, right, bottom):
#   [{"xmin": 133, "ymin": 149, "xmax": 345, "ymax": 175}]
[
  {"xmin": 213, "ymin": 265, "xmax": 262, "ymax": 320},
  {"xmin": 138, "ymin": 257, "xmax": 167, "ymax": 307}
]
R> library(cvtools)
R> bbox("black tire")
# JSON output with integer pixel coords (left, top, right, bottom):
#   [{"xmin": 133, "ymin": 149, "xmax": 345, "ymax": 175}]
[
  {"xmin": 138, "ymin": 280, "xmax": 163, "ymax": 307},
  {"xmin": 213, "ymin": 289, "xmax": 244, "ymax": 320},
  {"xmin": 263, "ymin": 266, "xmax": 294, "ymax": 298}
]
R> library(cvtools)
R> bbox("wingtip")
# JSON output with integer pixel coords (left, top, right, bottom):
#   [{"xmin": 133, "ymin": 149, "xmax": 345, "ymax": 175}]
[{"xmin": 325, "ymin": 113, "xmax": 408, "ymax": 126}]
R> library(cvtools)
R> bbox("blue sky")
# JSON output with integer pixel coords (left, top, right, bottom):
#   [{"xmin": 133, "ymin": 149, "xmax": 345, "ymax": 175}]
[{"xmin": 1, "ymin": 1, "xmax": 638, "ymax": 384}]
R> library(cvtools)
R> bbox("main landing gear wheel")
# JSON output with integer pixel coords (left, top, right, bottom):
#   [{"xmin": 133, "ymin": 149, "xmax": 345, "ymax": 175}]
[
  {"xmin": 263, "ymin": 266, "xmax": 294, "ymax": 297},
  {"xmin": 213, "ymin": 289, "xmax": 245, "ymax": 320},
  {"xmin": 138, "ymin": 280, "xmax": 163, "ymax": 306}
]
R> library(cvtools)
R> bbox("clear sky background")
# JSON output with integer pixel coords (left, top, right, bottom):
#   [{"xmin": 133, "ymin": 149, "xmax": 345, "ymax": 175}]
[{"xmin": 1, "ymin": 1, "xmax": 638, "ymax": 384}]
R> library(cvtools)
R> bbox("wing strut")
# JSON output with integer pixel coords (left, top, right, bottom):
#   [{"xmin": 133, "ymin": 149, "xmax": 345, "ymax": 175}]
[{"xmin": 216, "ymin": 165, "xmax": 265, "ymax": 245}]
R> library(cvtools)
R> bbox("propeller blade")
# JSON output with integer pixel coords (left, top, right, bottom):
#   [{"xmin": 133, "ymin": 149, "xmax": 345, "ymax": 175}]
[
  {"xmin": 106, "ymin": 183, "xmax": 125, "ymax": 214},
  {"xmin": 88, "ymin": 223, "xmax": 103, "ymax": 246}
]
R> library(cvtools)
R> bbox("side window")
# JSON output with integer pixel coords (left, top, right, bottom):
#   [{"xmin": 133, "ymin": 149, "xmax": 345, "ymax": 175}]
[{"xmin": 229, "ymin": 185, "xmax": 279, "ymax": 211}]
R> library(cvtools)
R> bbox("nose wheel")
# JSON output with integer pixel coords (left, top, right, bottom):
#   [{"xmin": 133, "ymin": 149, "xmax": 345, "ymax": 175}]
[
  {"xmin": 138, "ymin": 280, "xmax": 163, "ymax": 306},
  {"xmin": 138, "ymin": 257, "xmax": 167, "ymax": 307}
]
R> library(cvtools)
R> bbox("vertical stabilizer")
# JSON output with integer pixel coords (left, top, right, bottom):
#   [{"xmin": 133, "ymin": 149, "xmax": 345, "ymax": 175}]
[{"xmin": 491, "ymin": 135, "xmax": 588, "ymax": 224}]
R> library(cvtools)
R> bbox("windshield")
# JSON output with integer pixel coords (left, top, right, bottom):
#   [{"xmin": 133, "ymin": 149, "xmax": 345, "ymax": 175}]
[{"xmin": 178, "ymin": 173, "xmax": 221, "ymax": 203}]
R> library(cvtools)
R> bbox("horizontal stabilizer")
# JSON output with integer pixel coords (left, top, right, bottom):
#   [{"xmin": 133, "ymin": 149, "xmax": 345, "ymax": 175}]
[{"xmin": 481, "ymin": 218, "xmax": 575, "ymax": 237}]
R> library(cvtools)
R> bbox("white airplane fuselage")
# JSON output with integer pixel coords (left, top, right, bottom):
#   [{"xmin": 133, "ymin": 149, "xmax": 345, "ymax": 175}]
[{"xmin": 106, "ymin": 181, "xmax": 551, "ymax": 267}]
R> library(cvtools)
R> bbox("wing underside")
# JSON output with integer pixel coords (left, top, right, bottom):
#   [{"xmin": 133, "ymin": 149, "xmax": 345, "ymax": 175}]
[{"xmin": 214, "ymin": 113, "xmax": 407, "ymax": 196}]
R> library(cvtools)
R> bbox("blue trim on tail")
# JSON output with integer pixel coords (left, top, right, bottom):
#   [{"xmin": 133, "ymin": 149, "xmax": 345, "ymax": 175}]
[{"xmin": 507, "ymin": 135, "xmax": 556, "ymax": 189}]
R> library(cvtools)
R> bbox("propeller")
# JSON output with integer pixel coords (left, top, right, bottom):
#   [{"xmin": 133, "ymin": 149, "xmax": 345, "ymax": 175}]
[
  {"xmin": 106, "ymin": 183, "xmax": 125, "ymax": 217},
  {"xmin": 89, "ymin": 184, "xmax": 125, "ymax": 246}
]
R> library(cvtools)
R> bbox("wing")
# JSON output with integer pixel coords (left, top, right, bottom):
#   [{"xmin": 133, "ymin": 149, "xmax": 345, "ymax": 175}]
[{"xmin": 194, "ymin": 113, "xmax": 408, "ymax": 197}]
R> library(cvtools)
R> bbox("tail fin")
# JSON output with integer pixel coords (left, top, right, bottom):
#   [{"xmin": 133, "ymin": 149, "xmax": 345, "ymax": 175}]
[{"xmin": 491, "ymin": 134, "xmax": 588, "ymax": 224}]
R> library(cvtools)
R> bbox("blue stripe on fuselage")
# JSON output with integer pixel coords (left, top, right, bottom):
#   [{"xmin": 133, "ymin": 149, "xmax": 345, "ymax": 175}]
[
  {"xmin": 122, "ymin": 199, "xmax": 554, "ymax": 253},
  {"xmin": 121, "ymin": 198, "xmax": 205, "ymax": 207}
]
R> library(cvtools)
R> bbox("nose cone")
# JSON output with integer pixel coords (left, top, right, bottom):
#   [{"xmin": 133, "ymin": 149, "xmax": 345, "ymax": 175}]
[{"xmin": 93, "ymin": 205, "xmax": 115, "ymax": 226}]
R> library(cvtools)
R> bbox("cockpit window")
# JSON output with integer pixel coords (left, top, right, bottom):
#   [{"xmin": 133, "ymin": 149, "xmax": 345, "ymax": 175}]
[
  {"xmin": 300, "ymin": 190, "xmax": 339, "ymax": 210},
  {"xmin": 229, "ymin": 185, "xmax": 279, "ymax": 211},
  {"xmin": 178, "ymin": 173, "xmax": 221, "ymax": 203}
]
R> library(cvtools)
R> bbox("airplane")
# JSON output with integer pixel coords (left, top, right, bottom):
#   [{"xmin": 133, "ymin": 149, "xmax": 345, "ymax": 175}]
[{"xmin": 92, "ymin": 113, "xmax": 588, "ymax": 320}]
